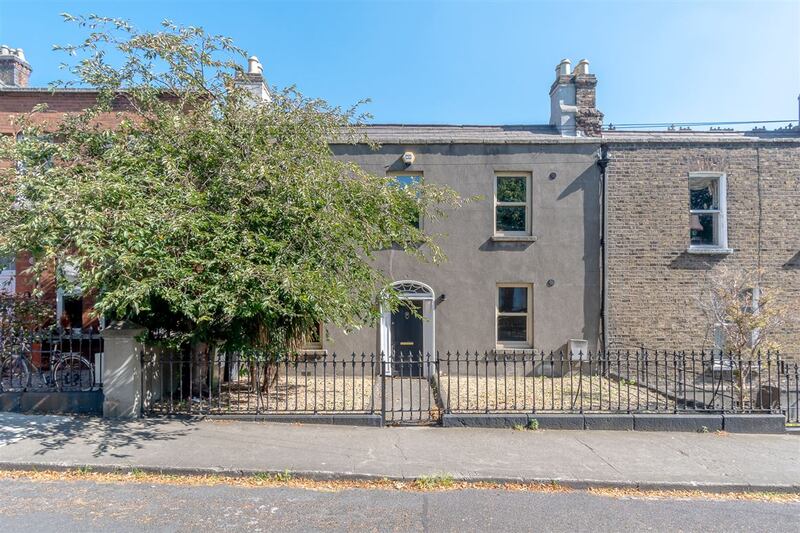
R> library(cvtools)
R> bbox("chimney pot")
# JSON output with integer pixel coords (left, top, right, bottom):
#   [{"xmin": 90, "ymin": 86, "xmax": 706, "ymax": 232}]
[
  {"xmin": 248, "ymin": 56, "xmax": 263, "ymax": 75},
  {"xmin": 574, "ymin": 59, "xmax": 589, "ymax": 76},
  {"xmin": 556, "ymin": 58, "xmax": 572, "ymax": 78}
]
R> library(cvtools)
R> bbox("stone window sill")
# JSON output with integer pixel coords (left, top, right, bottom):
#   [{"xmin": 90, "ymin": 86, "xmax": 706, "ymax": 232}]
[
  {"xmin": 297, "ymin": 348, "xmax": 327, "ymax": 356},
  {"xmin": 493, "ymin": 347, "xmax": 535, "ymax": 355},
  {"xmin": 687, "ymin": 247, "xmax": 733, "ymax": 255},
  {"xmin": 491, "ymin": 235, "xmax": 538, "ymax": 243}
]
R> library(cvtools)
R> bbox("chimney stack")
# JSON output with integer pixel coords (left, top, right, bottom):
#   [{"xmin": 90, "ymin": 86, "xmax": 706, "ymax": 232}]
[
  {"xmin": 549, "ymin": 58, "xmax": 603, "ymax": 136},
  {"xmin": 0, "ymin": 45, "xmax": 31, "ymax": 87},
  {"xmin": 236, "ymin": 55, "xmax": 271, "ymax": 102}
]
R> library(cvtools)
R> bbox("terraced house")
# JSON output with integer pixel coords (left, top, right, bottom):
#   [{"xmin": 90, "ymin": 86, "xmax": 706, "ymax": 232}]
[{"xmin": 2, "ymin": 46, "xmax": 799, "ymax": 363}]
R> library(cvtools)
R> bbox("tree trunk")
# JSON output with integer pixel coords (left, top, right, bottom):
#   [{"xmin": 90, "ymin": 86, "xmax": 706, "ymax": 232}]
[{"xmin": 190, "ymin": 341, "xmax": 209, "ymax": 398}]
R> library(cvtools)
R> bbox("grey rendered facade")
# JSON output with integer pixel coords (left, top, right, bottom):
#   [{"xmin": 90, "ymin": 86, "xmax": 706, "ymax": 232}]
[
  {"xmin": 325, "ymin": 131, "xmax": 603, "ymax": 356},
  {"xmin": 318, "ymin": 59, "xmax": 606, "ymax": 357}
]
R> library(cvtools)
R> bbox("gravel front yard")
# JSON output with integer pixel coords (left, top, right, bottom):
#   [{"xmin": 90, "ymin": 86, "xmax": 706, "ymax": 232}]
[
  {"xmin": 439, "ymin": 374, "xmax": 676, "ymax": 412},
  {"xmin": 151, "ymin": 375, "xmax": 377, "ymax": 414},
  {"xmin": 149, "ymin": 372, "xmax": 677, "ymax": 415}
]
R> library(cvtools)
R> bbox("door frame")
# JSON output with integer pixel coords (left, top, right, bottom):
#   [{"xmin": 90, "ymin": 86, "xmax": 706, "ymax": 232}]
[{"xmin": 380, "ymin": 280, "xmax": 435, "ymax": 375}]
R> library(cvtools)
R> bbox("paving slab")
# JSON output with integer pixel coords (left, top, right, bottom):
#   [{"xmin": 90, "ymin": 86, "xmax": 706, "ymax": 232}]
[{"xmin": 0, "ymin": 413, "xmax": 798, "ymax": 491}]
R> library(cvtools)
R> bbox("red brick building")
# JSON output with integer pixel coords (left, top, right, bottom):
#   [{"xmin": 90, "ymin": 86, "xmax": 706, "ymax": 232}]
[{"xmin": 0, "ymin": 46, "xmax": 134, "ymax": 331}]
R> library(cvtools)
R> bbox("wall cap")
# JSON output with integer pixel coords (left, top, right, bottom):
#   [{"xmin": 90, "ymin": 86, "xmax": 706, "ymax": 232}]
[{"xmin": 101, "ymin": 320, "xmax": 147, "ymax": 338}]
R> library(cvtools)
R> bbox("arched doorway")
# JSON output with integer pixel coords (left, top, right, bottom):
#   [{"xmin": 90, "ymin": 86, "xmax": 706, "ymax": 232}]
[{"xmin": 380, "ymin": 280, "xmax": 435, "ymax": 376}]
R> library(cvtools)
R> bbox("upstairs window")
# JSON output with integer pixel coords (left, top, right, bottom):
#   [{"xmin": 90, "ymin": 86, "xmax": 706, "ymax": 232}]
[
  {"xmin": 689, "ymin": 172, "xmax": 728, "ymax": 251},
  {"xmin": 494, "ymin": 173, "xmax": 531, "ymax": 236},
  {"xmin": 389, "ymin": 173, "xmax": 422, "ymax": 229}
]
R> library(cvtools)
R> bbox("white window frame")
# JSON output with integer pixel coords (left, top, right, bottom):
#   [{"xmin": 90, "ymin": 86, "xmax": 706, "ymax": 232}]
[
  {"xmin": 56, "ymin": 260, "xmax": 84, "ymax": 331},
  {"xmin": 494, "ymin": 172, "xmax": 532, "ymax": 237},
  {"xmin": 688, "ymin": 171, "xmax": 730, "ymax": 253},
  {"xmin": 387, "ymin": 172, "xmax": 424, "ymax": 230},
  {"xmin": 495, "ymin": 283, "xmax": 533, "ymax": 349}
]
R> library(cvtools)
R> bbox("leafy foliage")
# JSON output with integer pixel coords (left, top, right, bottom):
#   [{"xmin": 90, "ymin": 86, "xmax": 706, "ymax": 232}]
[
  {"xmin": 696, "ymin": 266, "xmax": 792, "ymax": 407},
  {"xmin": 0, "ymin": 294, "xmax": 55, "ymax": 335},
  {"xmin": 0, "ymin": 15, "xmax": 462, "ymax": 354}
]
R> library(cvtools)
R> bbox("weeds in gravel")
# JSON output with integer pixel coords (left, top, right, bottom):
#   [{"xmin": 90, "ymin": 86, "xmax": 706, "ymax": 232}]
[
  {"xmin": 128, "ymin": 468, "xmax": 146, "ymax": 479},
  {"xmin": 253, "ymin": 470, "xmax": 294, "ymax": 483},
  {"xmin": 414, "ymin": 474, "xmax": 455, "ymax": 490}
]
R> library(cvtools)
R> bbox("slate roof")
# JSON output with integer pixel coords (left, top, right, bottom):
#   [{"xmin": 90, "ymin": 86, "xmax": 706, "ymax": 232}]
[
  {"xmin": 352, "ymin": 124, "xmax": 585, "ymax": 144},
  {"xmin": 601, "ymin": 129, "xmax": 800, "ymax": 144},
  {"xmin": 349, "ymin": 124, "xmax": 800, "ymax": 144}
]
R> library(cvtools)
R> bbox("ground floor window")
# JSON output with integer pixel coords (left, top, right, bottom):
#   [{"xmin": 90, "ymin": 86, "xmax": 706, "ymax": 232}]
[
  {"xmin": 300, "ymin": 322, "xmax": 323, "ymax": 351},
  {"xmin": 0, "ymin": 256, "xmax": 15, "ymax": 295},
  {"xmin": 496, "ymin": 283, "xmax": 532, "ymax": 348}
]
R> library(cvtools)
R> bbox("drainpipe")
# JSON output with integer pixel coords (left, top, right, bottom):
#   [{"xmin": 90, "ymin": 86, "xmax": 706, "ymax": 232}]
[{"xmin": 597, "ymin": 145, "xmax": 610, "ymax": 353}]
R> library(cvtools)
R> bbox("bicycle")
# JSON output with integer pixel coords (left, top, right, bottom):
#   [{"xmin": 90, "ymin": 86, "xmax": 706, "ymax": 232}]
[{"xmin": 0, "ymin": 335, "xmax": 95, "ymax": 392}]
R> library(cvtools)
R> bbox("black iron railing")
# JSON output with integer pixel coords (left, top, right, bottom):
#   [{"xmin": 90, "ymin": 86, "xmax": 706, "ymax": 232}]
[
  {"xmin": 438, "ymin": 351, "xmax": 783, "ymax": 415},
  {"xmin": 782, "ymin": 360, "xmax": 799, "ymax": 425},
  {"xmin": 142, "ymin": 351, "xmax": 380, "ymax": 417},
  {"xmin": 142, "ymin": 350, "xmax": 794, "ymax": 424},
  {"xmin": 0, "ymin": 328, "xmax": 103, "ymax": 392}
]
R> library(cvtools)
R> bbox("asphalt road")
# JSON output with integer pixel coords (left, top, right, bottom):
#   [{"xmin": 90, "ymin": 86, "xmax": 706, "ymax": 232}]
[{"xmin": 0, "ymin": 479, "xmax": 798, "ymax": 532}]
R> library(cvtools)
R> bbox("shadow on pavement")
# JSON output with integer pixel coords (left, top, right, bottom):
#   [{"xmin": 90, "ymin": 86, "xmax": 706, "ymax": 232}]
[{"xmin": 0, "ymin": 413, "xmax": 197, "ymax": 459}]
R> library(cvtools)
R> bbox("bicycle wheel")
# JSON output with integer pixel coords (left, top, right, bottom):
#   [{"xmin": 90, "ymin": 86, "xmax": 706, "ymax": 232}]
[
  {"xmin": 0, "ymin": 355, "xmax": 32, "ymax": 392},
  {"xmin": 53, "ymin": 355, "xmax": 95, "ymax": 392}
]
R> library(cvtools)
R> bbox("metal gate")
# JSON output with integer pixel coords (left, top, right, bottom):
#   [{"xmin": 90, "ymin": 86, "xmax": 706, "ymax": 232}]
[{"xmin": 381, "ymin": 352, "xmax": 441, "ymax": 425}]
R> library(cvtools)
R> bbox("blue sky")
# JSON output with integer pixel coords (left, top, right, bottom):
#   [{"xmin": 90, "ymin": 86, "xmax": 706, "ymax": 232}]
[{"xmin": 1, "ymin": 0, "xmax": 798, "ymax": 129}]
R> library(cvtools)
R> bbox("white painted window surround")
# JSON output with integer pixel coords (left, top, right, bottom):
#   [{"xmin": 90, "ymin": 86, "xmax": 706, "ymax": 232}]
[
  {"xmin": 688, "ymin": 172, "xmax": 732, "ymax": 254},
  {"xmin": 496, "ymin": 283, "xmax": 533, "ymax": 349},
  {"xmin": 56, "ymin": 260, "xmax": 83, "ymax": 330},
  {"xmin": 494, "ymin": 172, "xmax": 533, "ymax": 240}
]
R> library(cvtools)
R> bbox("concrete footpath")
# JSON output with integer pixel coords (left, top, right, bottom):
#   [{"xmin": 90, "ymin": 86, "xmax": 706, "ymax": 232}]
[{"xmin": 0, "ymin": 413, "xmax": 797, "ymax": 492}]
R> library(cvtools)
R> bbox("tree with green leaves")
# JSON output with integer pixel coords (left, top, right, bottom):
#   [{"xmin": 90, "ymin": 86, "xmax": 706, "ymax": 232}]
[
  {"xmin": 0, "ymin": 15, "xmax": 462, "ymax": 363},
  {"xmin": 696, "ymin": 265, "xmax": 792, "ymax": 408}
]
